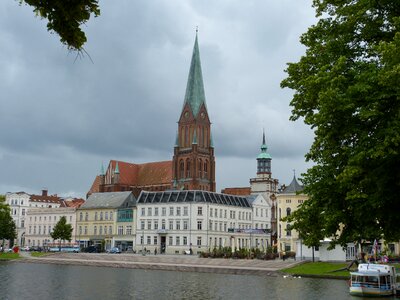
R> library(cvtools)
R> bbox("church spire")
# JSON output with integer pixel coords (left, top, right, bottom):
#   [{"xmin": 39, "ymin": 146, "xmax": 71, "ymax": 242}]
[{"xmin": 183, "ymin": 32, "xmax": 207, "ymax": 117}]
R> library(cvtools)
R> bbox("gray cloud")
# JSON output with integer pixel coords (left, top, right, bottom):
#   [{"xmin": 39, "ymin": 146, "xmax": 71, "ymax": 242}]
[{"xmin": 0, "ymin": 0, "xmax": 316, "ymax": 196}]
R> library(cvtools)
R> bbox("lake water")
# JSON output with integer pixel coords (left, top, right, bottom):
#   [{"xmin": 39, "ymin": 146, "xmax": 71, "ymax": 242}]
[{"xmin": 0, "ymin": 261, "xmax": 394, "ymax": 299}]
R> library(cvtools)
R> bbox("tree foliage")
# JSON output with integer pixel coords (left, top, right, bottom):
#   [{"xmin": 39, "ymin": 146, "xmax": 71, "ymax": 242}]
[
  {"xmin": 19, "ymin": 0, "xmax": 100, "ymax": 51},
  {"xmin": 0, "ymin": 196, "xmax": 17, "ymax": 242},
  {"xmin": 51, "ymin": 216, "xmax": 73, "ymax": 245},
  {"xmin": 281, "ymin": 0, "xmax": 400, "ymax": 248}
]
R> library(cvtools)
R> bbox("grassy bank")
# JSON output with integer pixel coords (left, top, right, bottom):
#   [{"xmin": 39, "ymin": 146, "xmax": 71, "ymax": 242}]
[
  {"xmin": 0, "ymin": 252, "xmax": 20, "ymax": 260},
  {"xmin": 282, "ymin": 262, "xmax": 352, "ymax": 278},
  {"xmin": 283, "ymin": 262, "xmax": 400, "ymax": 279},
  {"xmin": 30, "ymin": 252, "xmax": 51, "ymax": 257}
]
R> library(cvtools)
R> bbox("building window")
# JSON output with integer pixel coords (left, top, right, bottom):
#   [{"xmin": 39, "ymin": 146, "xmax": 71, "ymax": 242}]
[
  {"xmin": 162, "ymin": 207, "xmax": 166, "ymax": 216},
  {"xmin": 118, "ymin": 226, "xmax": 123, "ymax": 235},
  {"xmin": 183, "ymin": 236, "xmax": 187, "ymax": 245},
  {"xmin": 197, "ymin": 221, "xmax": 202, "ymax": 230},
  {"xmin": 147, "ymin": 236, "xmax": 151, "ymax": 245},
  {"xmin": 176, "ymin": 207, "xmax": 181, "ymax": 216},
  {"xmin": 109, "ymin": 226, "xmax": 112, "ymax": 235},
  {"xmin": 94, "ymin": 226, "xmax": 97, "ymax": 235},
  {"xmin": 169, "ymin": 207, "xmax": 174, "ymax": 216},
  {"xmin": 154, "ymin": 220, "xmax": 159, "ymax": 230},
  {"xmin": 197, "ymin": 236, "xmax": 201, "ymax": 246},
  {"xmin": 148, "ymin": 207, "xmax": 152, "ymax": 216},
  {"xmin": 79, "ymin": 226, "xmax": 82, "ymax": 235},
  {"xmin": 176, "ymin": 220, "xmax": 181, "ymax": 230},
  {"xmin": 162, "ymin": 219, "xmax": 166, "ymax": 230},
  {"xmin": 22, "ymin": 209, "xmax": 25, "ymax": 216},
  {"xmin": 210, "ymin": 208, "xmax": 213, "ymax": 217},
  {"xmin": 147, "ymin": 220, "xmax": 152, "ymax": 230},
  {"xmin": 183, "ymin": 207, "xmax": 188, "ymax": 216},
  {"xmin": 176, "ymin": 236, "xmax": 180, "ymax": 246},
  {"xmin": 209, "ymin": 221, "xmax": 212, "ymax": 231},
  {"xmin": 154, "ymin": 207, "xmax": 159, "ymax": 216},
  {"xmin": 286, "ymin": 224, "xmax": 291, "ymax": 236},
  {"xmin": 84, "ymin": 226, "xmax": 88, "ymax": 234},
  {"xmin": 224, "ymin": 210, "xmax": 227, "ymax": 218},
  {"xmin": 169, "ymin": 220, "xmax": 173, "ymax": 230},
  {"xmin": 286, "ymin": 208, "xmax": 291, "ymax": 216},
  {"xmin": 110, "ymin": 212, "xmax": 113, "ymax": 220},
  {"xmin": 169, "ymin": 236, "xmax": 173, "ymax": 245},
  {"xmin": 105, "ymin": 212, "xmax": 108, "ymax": 220},
  {"xmin": 153, "ymin": 236, "xmax": 158, "ymax": 245},
  {"xmin": 79, "ymin": 212, "xmax": 83, "ymax": 221},
  {"xmin": 141, "ymin": 208, "xmax": 145, "ymax": 216},
  {"xmin": 140, "ymin": 236, "xmax": 144, "ymax": 245},
  {"xmin": 85, "ymin": 212, "xmax": 88, "ymax": 221},
  {"xmin": 95, "ymin": 212, "xmax": 98, "ymax": 221},
  {"xmin": 141, "ymin": 221, "xmax": 145, "ymax": 230},
  {"xmin": 126, "ymin": 226, "xmax": 132, "ymax": 235},
  {"xmin": 100, "ymin": 212, "xmax": 103, "ymax": 220},
  {"xmin": 99, "ymin": 226, "xmax": 103, "ymax": 235},
  {"xmin": 183, "ymin": 220, "xmax": 188, "ymax": 230},
  {"xmin": 197, "ymin": 207, "xmax": 203, "ymax": 216}
]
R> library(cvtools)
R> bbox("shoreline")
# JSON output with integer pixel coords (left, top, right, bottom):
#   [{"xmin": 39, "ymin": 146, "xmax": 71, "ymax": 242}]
[{"xmin": 14, "ymin": 252, "xmax": 299, "ymax": 277}]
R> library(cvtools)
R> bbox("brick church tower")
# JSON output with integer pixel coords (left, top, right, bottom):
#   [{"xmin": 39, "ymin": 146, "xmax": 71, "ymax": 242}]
[{"xmin": 172, "ymin": 33, "xmax": 216, "ymax": 191}]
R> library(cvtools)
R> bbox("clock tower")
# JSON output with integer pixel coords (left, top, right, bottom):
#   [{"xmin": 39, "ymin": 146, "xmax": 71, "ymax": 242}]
[{"xmin": 172, "ymin": 33, "xmax": 216, "ymax": 191}]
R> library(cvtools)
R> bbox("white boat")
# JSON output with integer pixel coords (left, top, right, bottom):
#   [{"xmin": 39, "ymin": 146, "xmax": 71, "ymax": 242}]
[{"xmin": 349, "ymin": 263, "xmax": 399, "ymax": 297}]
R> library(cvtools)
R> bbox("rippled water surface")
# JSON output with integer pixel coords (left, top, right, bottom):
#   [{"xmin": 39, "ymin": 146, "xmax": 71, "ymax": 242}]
[{"xmin": 0, "ymin": 261, "xmax": 390, "ymax": 299}]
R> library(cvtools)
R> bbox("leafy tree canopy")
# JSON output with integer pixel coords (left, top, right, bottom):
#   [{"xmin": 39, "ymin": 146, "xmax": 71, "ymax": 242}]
[
  {"xmin": 281, "ymin": 0, "xmax": 400, "ymax": 248},
  {"xmin": 0, "ymin": 196, "xmax": 17, "ymax": 242},
  {"xmin": 51, "ymin": 216, "xmax": 73, "ymax": 243},
  {"xmin": 19, "ymin": 0, "xmax": 100, "ymax": 51}
]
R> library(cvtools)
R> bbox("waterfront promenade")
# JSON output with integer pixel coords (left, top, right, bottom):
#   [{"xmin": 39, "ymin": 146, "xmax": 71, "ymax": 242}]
[{"xmin": 18, "ymin": 252, "xmax": 301, "ymax": 276}]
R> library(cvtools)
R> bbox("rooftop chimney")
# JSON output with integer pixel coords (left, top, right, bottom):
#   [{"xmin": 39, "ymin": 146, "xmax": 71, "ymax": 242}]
[{"xmin": 42, "ymin": 189, "xmax": 48, "ymax": 196}]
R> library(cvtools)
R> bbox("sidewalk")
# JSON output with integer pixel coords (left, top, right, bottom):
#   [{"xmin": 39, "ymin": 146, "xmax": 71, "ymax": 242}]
[{"xmin": 19, "ymin": 252, "xmax": 302, "ymax": 276}]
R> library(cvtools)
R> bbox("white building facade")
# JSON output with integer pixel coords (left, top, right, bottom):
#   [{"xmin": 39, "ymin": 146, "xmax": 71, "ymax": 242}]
[
  {"xmin": 5, "ymin": 192, "xmax": 31, "ymax": 246},
  {"xmin": 136, "ymin": 190, "xmax": 272, "ymax": 255},
  {"xmin": 24, "ymin": 207, "xmax": 78, "ymax": 248}
]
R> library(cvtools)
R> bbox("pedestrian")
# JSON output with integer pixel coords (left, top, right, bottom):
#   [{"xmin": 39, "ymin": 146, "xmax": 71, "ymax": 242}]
[{"xmin": 154, "ymin": 248, "xmax": 157, "ymax": 255}]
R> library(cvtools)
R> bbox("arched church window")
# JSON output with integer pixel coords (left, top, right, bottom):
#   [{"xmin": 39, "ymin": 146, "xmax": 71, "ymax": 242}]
[
  {"xmin": 204, "ymin": 127, "xmax": 208, "ymax": 147},
  {"xmin": 186, "ymin": 159, "xmax": 191, "ymax": 178},
  {"xmin": 185, "ymin": 126, "xmax": 189, "ymax": 147},
  {"xmin": 181, "ymin": 127, "xmax": 185, "ymax": 147},
  {"xmin": 198, "ymin": 159, "xmax": 202, "ymax": 177},
  {"xmin": 180, "ymin": 160, "xmax": 185, "ymax": 178}
]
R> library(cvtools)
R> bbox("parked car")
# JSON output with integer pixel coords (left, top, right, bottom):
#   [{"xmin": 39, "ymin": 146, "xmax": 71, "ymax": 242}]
[
  {"xmin": 22, "ymin": 246, "xmax": 31, "ymax": 251},
  {"xmin": 30, "ymin": 246, "xmax": 43, "ymax": 252},
  {"xmin": 107, "ymin": 247, "xmax": 121, "ymax": 254},
  {"xmin": 84, "ymin": 246, "xmax": 99, "ymax": 253}
]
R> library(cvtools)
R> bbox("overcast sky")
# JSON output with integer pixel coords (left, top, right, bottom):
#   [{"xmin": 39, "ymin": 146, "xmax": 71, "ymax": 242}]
[{"xmin": 0, "ymin": 1, "xmax": 317, "ymax": 198}]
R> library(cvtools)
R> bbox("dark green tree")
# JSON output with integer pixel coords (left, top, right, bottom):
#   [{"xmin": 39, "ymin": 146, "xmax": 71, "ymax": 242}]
[
  {"xmin": 19, "ymin": 0, "xmax": 100, "ymax": 51},
  {"xmin": 51, "ymin": 216, "xmax": 73, "ymax": 251},
  {"xmin": 0, "ymin": 195, "xmax": 17, "ymax": 248},
  {"xmin": 281, "ymin": 0, "xmax": 400, "ymax": 248}
]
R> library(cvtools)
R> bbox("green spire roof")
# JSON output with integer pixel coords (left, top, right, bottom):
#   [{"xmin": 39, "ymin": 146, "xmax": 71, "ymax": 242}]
[
  {"xmin": 257, "ymin": 130, "xmax": 272, "ymax": 159},
  {"xmin": 115, "ymin": 161, "xmax": 120, "ymax": 174},
  {"xmin": 183, "ymin": 33, "xmax": 207, "ymax": 117},
  {"xmin": 210, "ymin": 132, "xmax": 214, "ymax": 148},
  {"xmin": 100, "ymin": 163, "xmax": 105, "ymax": 176}
]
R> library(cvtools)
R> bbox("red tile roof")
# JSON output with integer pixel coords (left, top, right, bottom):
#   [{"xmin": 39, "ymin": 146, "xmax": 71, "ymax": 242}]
[
  {"xmin": 88, "ymin": 175, "xmax": 101, "ymax": 195},
  {"xmin": 221, "ymin": 187, "xmax": 251, "ymax": 196},
  {"xmin": 89, "ymin": 160, "xmax": 173, "ymax": 194},
  {"xmin": 136, "ymin": 161, "xmax": 172, "ymax": 186},
  {"xmin": 62, "ymin": 198, "xmax": 85, "ymax": 208},
  {"xmin": 30, "ymin": 194, "xmax": 61, "ymax": 204}
]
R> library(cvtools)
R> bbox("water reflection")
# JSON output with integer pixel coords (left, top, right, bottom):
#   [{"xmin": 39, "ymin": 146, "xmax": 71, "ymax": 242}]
[{"xmin": 0, "ymin": 262, "xmax": 395, "ymax": 300}]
